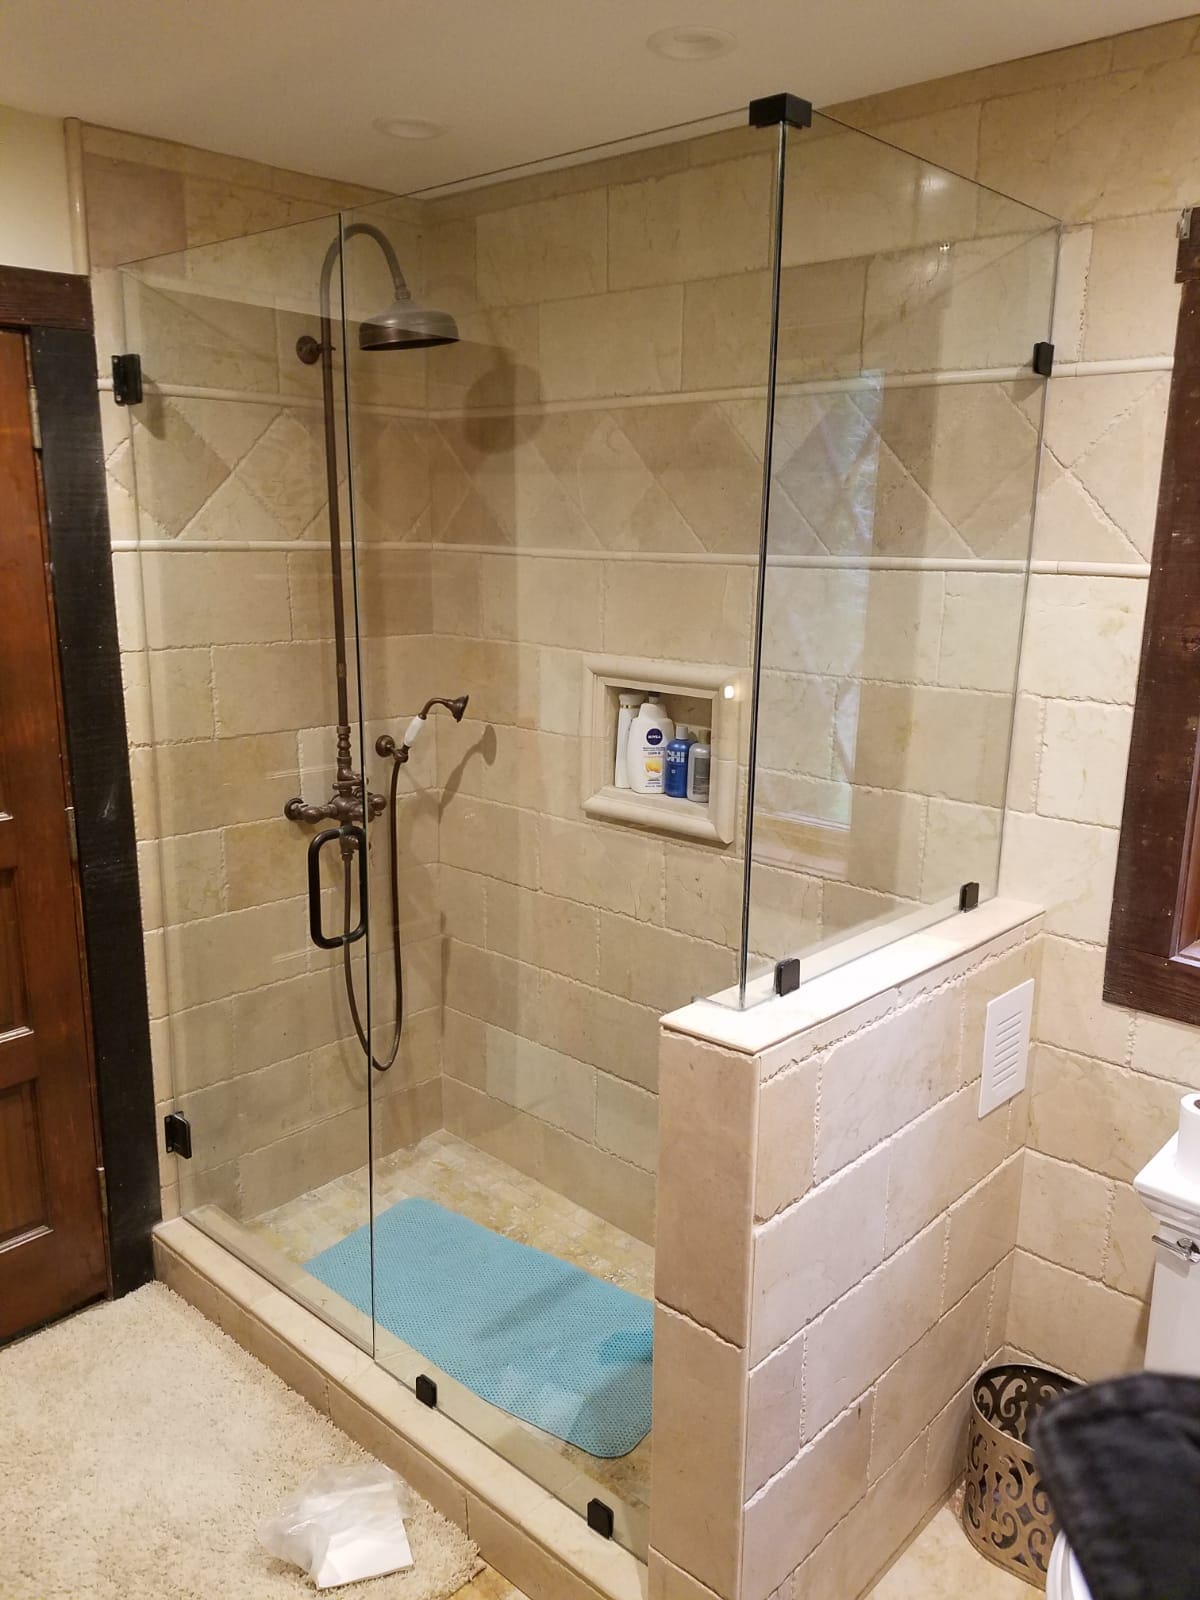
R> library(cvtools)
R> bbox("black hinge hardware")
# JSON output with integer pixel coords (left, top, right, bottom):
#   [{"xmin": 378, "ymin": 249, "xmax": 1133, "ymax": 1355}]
[
  {"xmin": 774, "ymin": 957, "xmax": 801, "ymax": 997},
  {"xmin": 415, "ymin": 1374, "xmax": 438, "ymax": 1408},
  {"xmin": 164, "ymin": 1111, "xmax": 192, "ymax": 1159},
  {"xmin": 1032, "ymin": 341, "xmax": 1054, "ymax": 377},
  {"xmin": 586, "ymin": 1498, "xmax": 615, "ymax": 1539},
  {"xmin": 959, "ymin": 881, "xmax": 981, "ymax": 912},
  {"xmin": 112, "ymin": 352, "xmax": 144, "ymax": 406},
  {"xmin": 748, "ymin": 92, "xmax": 813, "ymax": 130}
]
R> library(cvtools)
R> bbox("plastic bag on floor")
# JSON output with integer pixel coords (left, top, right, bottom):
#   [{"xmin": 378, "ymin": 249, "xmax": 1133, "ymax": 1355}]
[{"xmin": 258, "ymin": 1463, "xmax": 415, "ymax": 1590}]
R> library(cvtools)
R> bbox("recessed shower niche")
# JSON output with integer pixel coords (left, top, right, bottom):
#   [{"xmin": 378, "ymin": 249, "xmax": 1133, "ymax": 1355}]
[
  {"xmin": 581, "ymin": 656, "xmax": 744, "ymax": 844},
  {"xmin": 117, "ymin": 90, "xmax": 1057, "ymax": 1576}
]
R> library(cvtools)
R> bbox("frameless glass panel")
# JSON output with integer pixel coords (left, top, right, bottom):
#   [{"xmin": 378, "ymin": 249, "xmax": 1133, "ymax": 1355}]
[
  {"xmin": 740, "ymin": 112, "xmax": 1059, "ymax": 1002},
  {"xmin": 337, "ymin": 117, "xmax": 782, "ymax": 1555},
  {"xmin": 119, "ymin": 214, "xmax": 378, "ymax": 1350}
]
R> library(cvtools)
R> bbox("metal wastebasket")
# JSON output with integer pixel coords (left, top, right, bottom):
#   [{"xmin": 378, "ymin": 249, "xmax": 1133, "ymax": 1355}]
[{"xmin": 962, "ymin": 1363, "xmax": 1077, "ymax": 1588}]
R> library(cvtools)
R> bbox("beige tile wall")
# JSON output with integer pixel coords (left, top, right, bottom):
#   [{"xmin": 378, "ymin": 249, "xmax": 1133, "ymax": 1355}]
[
  {"xmin": 824, "ymin": 14, "xmax": 1200, "ymax": 1384},
  {"xmin": 648, "ymin": 918, "xmax": 1040, "ymax": 1600}
]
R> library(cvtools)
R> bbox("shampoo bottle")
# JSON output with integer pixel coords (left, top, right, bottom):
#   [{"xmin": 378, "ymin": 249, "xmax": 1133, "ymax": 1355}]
[
  {"xmin": 628, "ymin": 695, "xmax": 675, "ymax": 795},
  {"xmin": 687, "ymin": 728, "xmax": 711, "ymax": 803},
  {"xmin": 614, "ymin": 691, "xmax": 643, "ymax": 789},
  {"xmin": 664, "ymin": 724, "xmax": 695, "ymax": 799}
]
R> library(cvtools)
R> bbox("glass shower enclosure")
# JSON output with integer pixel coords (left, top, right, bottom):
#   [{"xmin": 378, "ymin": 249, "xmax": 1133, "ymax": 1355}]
[{"xmin": 115, "ymin": 100, "xmax": 1057, "ymax": 1558}]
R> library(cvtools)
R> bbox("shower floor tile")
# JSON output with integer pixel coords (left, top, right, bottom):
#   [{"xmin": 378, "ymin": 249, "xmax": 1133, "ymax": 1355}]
[{"xmin": 237, "ymin": 1129, "xmax": 654, "ymax": 1525}]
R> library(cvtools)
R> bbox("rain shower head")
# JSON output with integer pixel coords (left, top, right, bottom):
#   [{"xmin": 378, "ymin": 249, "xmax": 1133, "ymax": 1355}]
[{"xmin": 358, "ymin": 297, "xmax": 459, "ymax": 351}]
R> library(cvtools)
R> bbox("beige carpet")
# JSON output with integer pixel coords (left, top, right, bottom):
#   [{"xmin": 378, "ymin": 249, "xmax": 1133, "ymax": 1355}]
[{"xmin": 0, "ymin": 1284, "xmax": 478, "ymax": 1599}]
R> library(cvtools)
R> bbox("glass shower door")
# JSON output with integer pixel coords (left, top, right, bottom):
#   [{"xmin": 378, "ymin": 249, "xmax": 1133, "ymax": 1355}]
[
  {"xmin": 119, "ymin": 214, "xmax": 379, "ymax": 1351},
  {"xmin": 338, "ymin": 109, "xmax": 785, "ymax": 1556},
  {"xmin": 739, "ymin": 114, "xmax": 1060, "ymax": 1000}
]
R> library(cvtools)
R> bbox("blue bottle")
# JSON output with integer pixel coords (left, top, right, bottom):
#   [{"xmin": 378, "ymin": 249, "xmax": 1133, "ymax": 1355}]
[{"xmin": 664, "ymin": 725, "xmax": 694, "ymax": 799}]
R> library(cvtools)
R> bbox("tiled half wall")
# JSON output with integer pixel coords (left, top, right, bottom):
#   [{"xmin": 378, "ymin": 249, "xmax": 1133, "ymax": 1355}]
[{"xmin": 649, "ymin": 912, "xmax": 1041, "ymax": 1600}]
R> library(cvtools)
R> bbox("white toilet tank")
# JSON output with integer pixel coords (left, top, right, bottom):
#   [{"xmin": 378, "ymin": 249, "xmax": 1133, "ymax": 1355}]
[{"xmin": 1134, "ymin": 1093, "xmax": 1200, "ymax": 1377}]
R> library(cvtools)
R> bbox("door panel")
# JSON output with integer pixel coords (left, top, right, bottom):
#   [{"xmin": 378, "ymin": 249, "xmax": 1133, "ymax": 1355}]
[{"xmin": 0, "ymin": 327, "xmax": 106, "ymax": 1339}]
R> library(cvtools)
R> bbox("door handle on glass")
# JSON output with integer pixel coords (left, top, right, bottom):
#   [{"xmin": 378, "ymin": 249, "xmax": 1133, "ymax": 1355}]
[{"xmin": 307, "ymin": 824, "xmax": 368, "ymax": 950}]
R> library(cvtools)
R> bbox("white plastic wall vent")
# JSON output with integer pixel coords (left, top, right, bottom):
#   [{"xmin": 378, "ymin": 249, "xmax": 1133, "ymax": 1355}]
[{"xmin": 978, "ymin": 978, "xmax": 1034, "ymax": 1117}]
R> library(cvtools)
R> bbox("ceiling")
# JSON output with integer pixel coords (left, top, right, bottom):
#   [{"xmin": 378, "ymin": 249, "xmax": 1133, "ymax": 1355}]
[{"xmin": 0, "ymin": 0, "xmax": 1191, "ymax": 193}]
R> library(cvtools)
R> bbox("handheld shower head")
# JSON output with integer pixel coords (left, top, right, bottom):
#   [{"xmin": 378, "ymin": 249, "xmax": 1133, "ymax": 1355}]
[{"xmin": 377, "ymin": 694, "xmax": 471, "ymax": 762}]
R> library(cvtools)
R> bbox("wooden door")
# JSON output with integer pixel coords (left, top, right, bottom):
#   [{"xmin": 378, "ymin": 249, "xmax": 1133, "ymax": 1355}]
[{"xmin": 0, "ymin": 327, "xmax": 107, "ymax": 1339}]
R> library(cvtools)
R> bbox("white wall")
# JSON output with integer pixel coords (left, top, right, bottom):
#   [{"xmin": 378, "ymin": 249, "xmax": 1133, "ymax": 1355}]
[{"xmin": 0, "ymin": 104, "xmax": 73, "ymax": 272}]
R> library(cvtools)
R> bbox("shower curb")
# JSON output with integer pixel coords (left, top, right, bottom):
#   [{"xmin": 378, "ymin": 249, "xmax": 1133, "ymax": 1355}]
[{"xmin": 153, "ymin": 1218, "xmax": 648, "ymax": 1600}]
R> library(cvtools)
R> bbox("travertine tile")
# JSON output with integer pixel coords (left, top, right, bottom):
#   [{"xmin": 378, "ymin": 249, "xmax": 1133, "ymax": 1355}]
[
  {"xmin": 815, "ymin": 988, "xmax": 962, "ymax": 1180},
  {"xmin": 83, "ymin": 152, "xmax": 187, "ymax": 267},
  {"xmin": 1037, "ymin": 935, "xmax": 1134, "ymax": 1065},
  {"xmin": 650, "ymin": 1306, "xmax": 746, "ymax": 1600},
  {"xmin": 479, "ymin": 555, "xmax": 604, "ymax": 650},
  {"xmin": 1017, "ymin": 575, "xmax": 1146, "ymax": 706},
  {"xmin": 476, "ymin": 188, "xmax": 607, "ymax": 307},
  {"xmin": 1017, "ymin": 1149, "xmax": 1111, "ymax": 1279},
  {"xmin": 885, "ymin": 1087, "xmax": 1010, "ymax": 1254},
  {"xmin": 133, "ymin": 731, "xmax": 300, "ymax": 836},
  {"xmin": 853, "ymin": 682, "xmax": 1011, "ymax": 807},
  {"xmin": 863, "ymin": 232, "xmax": 1057, "ymax": 375},
  {"xmin": 122, "ymin": 647, "xmax": 215, "ymax": 745},
  {"xmin": 754, "ymin": 1057, "xmax": 818, "ymax": 1221},
  {"xmin": 740, "ymin": 1398, "xmax": 873, "ymax": 1599},
  {"xmin": 978, "ymin": 62, "xmax": 1200, "ymax": 223},
  {"xmin": 998, "ymin": 813, "xmax": 1120, "ymax": 943},
  {"xmin": 802, "ymin": 1219, "xmax": 946, "ymax": 1438},
  {"xmin": 869, "ymin": 1276, "xmax": 990, "ymax": 1481},
  {"xmin": 136, "ymin": 550, "xmax": 294, "ymax": 649},
  {"xmin": 943, "ymin": 1157, "xmax": 1023, "ymax": 1307},
  {"xmin": 937, "ymin": 573, "xmax": 1026, "ymax": 693},
  {"xmin": 1036, "ymin": 700, "xmax": 1133, "ymax": 826},
  {"xmin": 1007, "ymin": 1249, "xmax": 1145, "ymax": 1380},
  {"xmin": 212, "ymin": 640, "xmax": 332, "ymax": 736},
  {"xmin": 484, "ymin": 1028, "xmax": 596, "ymax": 1142},
  {"xmin": 540, "ymin": 287, "xmax": 683, "ymax": 401},
  {"xmin": 745, "ymin": 1331, "xmax": 804, "ymax": 1497},
  {"xmin": 538, "ymin": 815, "xmax": 665, "ymax": 924},
  {"xmin": 595, "ymin": 1074, "xmax": 658, "ymax": 1172},
  {"xmin": 1028, "ymin": 1044, "xmax": 1184, "ymax": 1183},
  {"xmin": 781, "ymin": 123, "xmax": 979, "ymax": 269},
  {"xmin": 486, "ymin": 882, "xmax": 599, "ymax": 987},
  {"xmin": 656, "ymin": 1032, "xmax": 756, "ymax": 1344},
  {"xmin": 751, "ymin": 1142, "xmax": 889, "ymax": 1363},
  {"xmin": 921, "ymin": 797, "xmax": 1004, "ymax": 905},
  {"xmin": 1104, "ymin": 1179, "xmax": 1156, "ymax": 1300},
  {"xmin": 609, "ymin": 155, "xmax": 774, "ymax": 290},
  {"xmin": 1037, "ymin": 372, "xmax": 1169, "ymax": 562},
  {"xmin": 599, "ymin": 913, "xmax": 732, "ymax": 1015},
  {"xmin": 1130, "ymin": 1011, "xmax": 1200, "ymax": 1091}
]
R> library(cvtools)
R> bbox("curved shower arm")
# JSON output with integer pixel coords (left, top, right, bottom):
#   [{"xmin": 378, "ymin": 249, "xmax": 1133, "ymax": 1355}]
[{"xmin": 316, "ymin": 221, "xmax": 411, "ymax": 327}]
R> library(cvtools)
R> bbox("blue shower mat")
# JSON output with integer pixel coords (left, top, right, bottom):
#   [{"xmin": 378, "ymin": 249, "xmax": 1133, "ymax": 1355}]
[{"xmin": 305, "ymin": 1197, "xmax": 653, "ymax": 1458}]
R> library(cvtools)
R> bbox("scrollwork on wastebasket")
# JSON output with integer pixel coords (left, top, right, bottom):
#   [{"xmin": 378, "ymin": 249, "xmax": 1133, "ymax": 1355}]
[{"xmin": 961, "ymin": 1364, "xmax": 1075, "ymax": 1589}]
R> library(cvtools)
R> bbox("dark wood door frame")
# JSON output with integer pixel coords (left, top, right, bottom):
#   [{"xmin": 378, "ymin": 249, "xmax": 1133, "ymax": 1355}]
[{"xmin": 1, "ymin": 262, "xmax": 158, "ymax": 1298}]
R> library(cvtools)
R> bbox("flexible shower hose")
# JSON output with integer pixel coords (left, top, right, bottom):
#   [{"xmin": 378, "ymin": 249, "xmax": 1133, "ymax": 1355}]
[{"xmin": 340, "ymin": 754, "xmax": 405, "ymax": 1073}]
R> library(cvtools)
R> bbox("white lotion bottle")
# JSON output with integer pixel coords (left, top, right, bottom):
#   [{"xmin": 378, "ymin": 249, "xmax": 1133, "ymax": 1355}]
[
  {"xmin": 614, "ymin": 691, "xmax": 643, "ymax": 789},
  {"xmin": 628, "ymin": 695, "xmax": 675, "ymax": 795}
]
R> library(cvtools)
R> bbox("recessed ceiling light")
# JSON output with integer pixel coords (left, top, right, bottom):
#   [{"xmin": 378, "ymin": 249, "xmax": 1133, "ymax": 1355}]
[
  {"xmin": 647, "ymin": 25, "xmax": 736, "ymax": 61},
  {"xmin": 374, "ymin": 118, "xmax": 447, "ymax": 141}
]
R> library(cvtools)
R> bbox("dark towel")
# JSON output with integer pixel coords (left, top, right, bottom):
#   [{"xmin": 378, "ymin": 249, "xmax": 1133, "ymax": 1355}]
[{"xmin": 1031, "ymin": 1372, "xmax": 1200, "ymax": 1600}]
